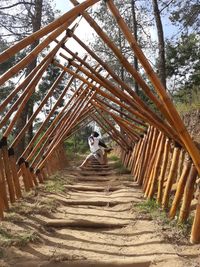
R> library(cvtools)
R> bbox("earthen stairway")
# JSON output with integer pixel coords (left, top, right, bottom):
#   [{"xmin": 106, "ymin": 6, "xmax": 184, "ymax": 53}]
[
  {"xmin": 79, "ymin": 158, "xmax": 113, "ymax": 176},
  {"xmin": 4, "ymin": 160, "xmax": 194, "ymax": 267}
]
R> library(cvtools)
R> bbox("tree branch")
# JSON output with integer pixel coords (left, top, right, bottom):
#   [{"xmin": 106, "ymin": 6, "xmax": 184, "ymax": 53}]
[
  {"xmin": 0, "ymin": 2, "xmax": 34, "ymax": 10},
  {"xmin": 160, "ymin": 0, "xmax": 175, "ymax": 14}
]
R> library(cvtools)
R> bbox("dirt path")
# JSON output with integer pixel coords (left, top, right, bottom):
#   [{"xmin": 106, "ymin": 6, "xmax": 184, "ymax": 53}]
[{"xmin": 0, "ymin": 163, "xmax": 199, "ymax": 267}]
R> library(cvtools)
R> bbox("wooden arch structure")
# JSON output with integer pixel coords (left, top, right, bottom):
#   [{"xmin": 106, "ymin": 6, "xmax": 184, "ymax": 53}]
[{"xmin": 0, "ymin": 0, "xmax": 200, "ymax": 244}]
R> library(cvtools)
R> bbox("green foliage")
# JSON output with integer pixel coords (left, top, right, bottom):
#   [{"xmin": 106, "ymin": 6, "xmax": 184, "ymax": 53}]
[
  {"xmin": 0, "ymin": 226, "xmax": 40, "ymax": 247},
  {"xmin": 44, "ymin": 177, "xmax": 65, "ymax": 193},
  {"xmin": 0, "ymin": 37, "xmax": 15, "ymax": 75},
  {"xmin": 0, "ymin": 228, "xmax": 13, "ymax": 240},
  {"xmin": 135, "ymin": 199, "xmax": 160, "ymax": 215},
  {"xmin": 175, "ymin": 87, "xmax": 200, "ymax": 113},
  {"xmin": 112, "ymin": 159, "xmax": 131, "ymax": 174},
  {"xmin": 0, "ymin": 248, "xmax": 3, "ymax": 258},
  {"xmin": 36, "ymin": 61, "xmax": 68, "ymax": 126},
  {"xmin": 135, "ymin": 199, "xmax": 193, "ymax": 238},
  {"xmin": 65, "ymin": 125, "xmax": 93, "ymax": 155},
  {"xmin": 109, "ymin": 155, "xmax": 119, "ymax": 161},
  {"xmin": 169, "ymin": 0, "xmax": 200, "ymax": 32},
  {"xmin": 166, "ymin": 33, "xmax": 200, "ymax": 108}
]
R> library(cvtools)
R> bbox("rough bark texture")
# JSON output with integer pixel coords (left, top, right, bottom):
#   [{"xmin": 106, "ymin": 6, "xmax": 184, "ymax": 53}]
[
  {"xmin": 152, "ymin": 0, "xmax": 166, "ymax": 89},
  {"xmin": 131, "ymin": 0, "xmax": 139, "ymax": 95},
  {"xmin": 15, "ymin": 0, "xmax": 43, "ymax": 158}
]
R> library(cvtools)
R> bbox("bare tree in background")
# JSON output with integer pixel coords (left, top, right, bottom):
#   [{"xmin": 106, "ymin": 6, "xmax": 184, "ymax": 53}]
[
  {"xmin": 131, "ymin": 0, "xmax": 139, "ymax": 95},
  {"xmin": 152, "ymin": 0, "xmax": 166, "ymax": 89}
]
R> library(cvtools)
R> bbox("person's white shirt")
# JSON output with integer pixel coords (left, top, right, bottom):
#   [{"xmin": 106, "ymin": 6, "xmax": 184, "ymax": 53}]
[{"xmin": 88, "ymin": 136, "xmax": 100, "ymax": 153}]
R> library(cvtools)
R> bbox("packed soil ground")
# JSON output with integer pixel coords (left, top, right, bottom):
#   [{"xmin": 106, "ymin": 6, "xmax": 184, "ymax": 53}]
[{"xmin": 0, "ymin": 160, "xmax": 200, "ymax": 267}]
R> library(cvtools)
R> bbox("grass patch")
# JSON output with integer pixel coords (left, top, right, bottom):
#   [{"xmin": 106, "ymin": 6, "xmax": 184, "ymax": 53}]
[
  {"xmin": 13, "ymin": 232, "xmax": 40, "ymax": 247},
  {"xmin": 8, "ymin": 195, "xmax": 58, "ymax": 217},
  {"xmin": 43, "ymin": 174, "xmax": 65, "ymax": 193},
  {"xmin": 113, "ymin": 159, "xmax": 131, "ymax": 174},
  {"xmin": 0, "ymin": 226, "xmax": 40, "ymax": 247},
  {"xmin": 175, "ymin": 89, "xmax": 200, "ymax": 114},
  {"xmin": 108, "ymin": 155, "xmax": 119, "ymax": 161},
  {"xmin": 0, "ymin": 248, "xmax": 3, "ymax": 258},
  {"xmin": 0, "ymin": 227, "xmax": 13, "ymax": 240},
  {"xmin": 136, "ymin": 199, "xmax": 160, "ymax": 214},
  {"xmin": 135, "ymin": 199, "xmax": 193, "ymax": 242}
]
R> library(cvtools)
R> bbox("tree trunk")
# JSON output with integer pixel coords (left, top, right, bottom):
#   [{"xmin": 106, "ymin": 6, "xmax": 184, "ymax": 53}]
[
  {"xmin": 152, "ymin": 0, "xmax": 166, "ymax": 89},
  {"xmin": 118, "ymin": 28, "xmax": 125, "ymax": 134},
  {"xmin": 15, "ymin": 0, "xmax": 43, "ymax": 158},
  {"xmin": 131, "ymin": 0, "xmax": 139, "ymax": 95}
]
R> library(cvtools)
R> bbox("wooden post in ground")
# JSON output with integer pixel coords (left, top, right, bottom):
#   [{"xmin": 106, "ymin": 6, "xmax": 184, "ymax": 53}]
[
  {"xmin": 35, "ymin": 170, "xmax": 44, "ymax": 184},
  {"xmin": 0, "ymin": 145, "xmax": 9, "ymax": 210},
  {"xmin": 8, "ymin": 148, "xmax": 22, "ymax": 199},
  {"xmin": 18, "ymin": 158, "xmax": 31, "ymax": 192},
  {"xmin": 191, "ymin": 193, "xmax": 200, "ymax": 243},
  {"xmin": 144, "ymin": 132, "xmax": 163, "ymax": 198},
  {"xmin": 168, "ymin": 159, "xmax": 192, "ymax": 219},
  {"xmin": 143, "ymin": 128, "xmax": 159, "ymax": 191},
  {"xmin": 137, "ymin": 135, "xmax": 149, "ymax": 185},
  {"xmin": 162, "ymin": 145, "xmax": 181, "ymax": 209},
  {"xmin": 30, "ymin": 168, "xmax": 39, "ymax": 186},
  {"xmin": 157, "ymin": 138, "xmax": 171, "ymax": 204},
  {"xmin": 148, "ymin": 134, "xmax": 166, "ymax": 199},
  {"xmin": 178, "ymin": 164, "xmax": 198, "ymax": 223},
  {"xmin": 1, "ymin": 138, "xmax": 15, "ymax": 203},
  {"xmin": 132, "ymin": 139, "xmax": 143, "ymax": 179}
]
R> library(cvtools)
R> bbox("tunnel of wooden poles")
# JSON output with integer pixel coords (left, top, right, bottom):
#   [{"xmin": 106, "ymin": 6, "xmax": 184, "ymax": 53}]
[{"xmin": 0, "ymin": 0, "xmax": 200, "ymax": 244}]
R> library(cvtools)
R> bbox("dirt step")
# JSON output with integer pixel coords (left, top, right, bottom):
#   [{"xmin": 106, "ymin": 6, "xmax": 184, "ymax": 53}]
[
  {"xmin": 87, "ymin": 164, "xmax": 109, "ymax": 167},
  {"xmin": 77, "ymin": 177, "xmax": 111, "ymax": 182},
  {"xmin": 44, "ymin": 218, "xmax": 129, "ymax": 228},
  {"xmin": 80, "ymin": 173, "xmax": 111, "ymax": 176},
  {"xmin": 56, "ymin": 199, "xmax": 130, "ymax": 207},
  {"xmin": 82, "ymin": 167, "xmax": 112, "ymax": 172},
  {"xmin": 14, "ymin": 259, "xmax": 152, "ymax": 267},
  {"xmin": 64, "ymin": 185, "xmax": 127, "ymax": 192}
]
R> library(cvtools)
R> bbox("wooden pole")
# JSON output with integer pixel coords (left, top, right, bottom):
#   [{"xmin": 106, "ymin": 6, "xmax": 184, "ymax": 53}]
[
  {"xmin": 1, "ymin": 138, "xmax": 15, "ymax": 203},
  {"xmin": 162, "ymin": 145, "xmax": 181, "ymax": 209},
  {"xmin": 0, "ymin": 0, "xmax": 100, "ymax": 63},
  {"xmin": 142, "ymin": 128, "xmax": 159, "ymax": 191},
  {"xmin": 106, "ymin": 0, "xmax": 200, "ymax": 176},
  {"xmin": 148, "ymin": 134, "xmax": 166, "ymax": 199},
  {"xmin": 18, "ymin": 158, "xmax": 30, "ymax": 192},
  {"xmin": 157, "ymin": 138, "xmax": 171, "ymax": 204},
  {"xmin": 144, "ymin": 131, "xmax": 163, "ymax": 198},
  {"xmin": 8, "ymin": 148, "xmax": 22, "ymax": 199},
  {"xmin": 179, "ymin": 164, "xmax": 198, "ymax": 223},
  {"xmin": 190, "ymin": 193, "xmax": 200, "ymax": 243},
  {"xmin": 137, "ymin": 135, "xmax": 149, "ymax": 185},
  {"xmin": 168, "ymin": 159, "xmax": 192, "ymax": 219},
  {"xmin": 0, "ymin": 144, "xmax": 9, "ymax": 210}
]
